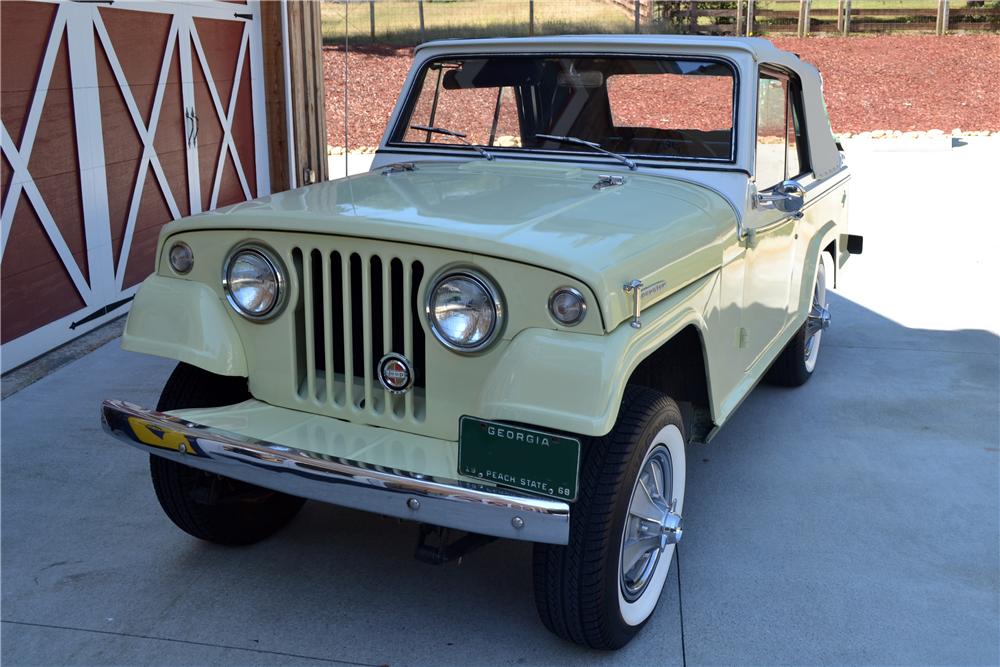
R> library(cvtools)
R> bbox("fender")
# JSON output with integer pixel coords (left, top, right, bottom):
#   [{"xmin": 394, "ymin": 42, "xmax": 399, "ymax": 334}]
[
  {"xmin": 122, "ymin": 275, "xmax": 248, "ymax": 377},
  {"xmin": 477, "ymin": 271, "xmax": 719, "ymax": 438}
]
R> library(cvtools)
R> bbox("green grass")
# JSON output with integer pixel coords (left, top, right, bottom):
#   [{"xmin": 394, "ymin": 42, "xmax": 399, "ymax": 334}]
[
  {"xmin": 320, "ymin": 0, "xmax": 995, "ymax": 45},
  {"xmin": 322, "ymin": 0, "xmax": 638, "ymax": 46}
]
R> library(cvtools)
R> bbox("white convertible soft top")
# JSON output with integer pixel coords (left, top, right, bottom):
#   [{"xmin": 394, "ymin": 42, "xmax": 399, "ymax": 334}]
[{"xmin": 405, "ymin": 35, "xmax": 843, "ymax": 179}]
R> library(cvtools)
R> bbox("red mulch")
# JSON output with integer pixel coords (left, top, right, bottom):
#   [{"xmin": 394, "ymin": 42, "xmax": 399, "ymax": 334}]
[{"xmin": 323, "ymin": 35, "xmax": 1000, "ymax": 148}]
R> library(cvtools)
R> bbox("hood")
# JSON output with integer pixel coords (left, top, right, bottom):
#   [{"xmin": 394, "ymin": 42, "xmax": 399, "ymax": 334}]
[{"xmin": 167, "ymin": 160, "xmax": 737, "ymax": 328}]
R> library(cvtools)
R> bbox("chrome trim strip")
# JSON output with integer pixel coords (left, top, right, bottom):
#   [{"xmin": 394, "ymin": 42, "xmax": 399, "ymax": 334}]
[{"xmin": 101, "ymin": 400, "xmax": 570, "ymax": 544}]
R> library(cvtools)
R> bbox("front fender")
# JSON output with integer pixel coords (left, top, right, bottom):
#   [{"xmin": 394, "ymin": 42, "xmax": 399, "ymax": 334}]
[
  {"xmin": 121, "ymin": 275, "xmax": 247, "ymax": 376},
  {"xmin": 477, "ymin": 272, "xmax": 718, "ymax": 437}
]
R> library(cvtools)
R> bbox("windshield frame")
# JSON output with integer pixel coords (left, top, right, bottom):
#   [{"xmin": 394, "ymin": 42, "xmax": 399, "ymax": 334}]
[{"xmin": 386, "ymin": 52, "xmax": 741, "ymax": 168}]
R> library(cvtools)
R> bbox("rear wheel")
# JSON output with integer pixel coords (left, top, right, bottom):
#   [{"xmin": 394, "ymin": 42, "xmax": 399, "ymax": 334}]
[
  {"xmin": 149, "ymin": 363, "xmax": 305, "ymax": 546},
  {"xmin": 767, "ymin": 255, "xmax": 830, "ymax": 387},
  {"xmin": 533, "ymin": 386, "xmax": 686, "ymax": 649}
]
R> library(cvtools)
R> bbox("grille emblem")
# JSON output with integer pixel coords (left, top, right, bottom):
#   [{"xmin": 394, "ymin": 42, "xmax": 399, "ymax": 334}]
[{"xmin": 377, "ymin": 353, "xmax": 414, "ymax": 394}]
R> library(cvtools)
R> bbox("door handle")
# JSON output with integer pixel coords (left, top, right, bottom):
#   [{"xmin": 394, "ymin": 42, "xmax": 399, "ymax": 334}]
[
  {"xmin": 191, "ymin": 110, "xmax": 199, "ymax": 147},
  {"xmin": 184, "ymin": 108, "xmax": 193, "ymax": 147}
]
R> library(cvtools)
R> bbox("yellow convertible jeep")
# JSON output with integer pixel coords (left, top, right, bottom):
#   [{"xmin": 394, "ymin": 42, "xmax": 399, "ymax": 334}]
[{"xmin": 102, "ymin": 35, "xmax": 861, "ymax": 649}]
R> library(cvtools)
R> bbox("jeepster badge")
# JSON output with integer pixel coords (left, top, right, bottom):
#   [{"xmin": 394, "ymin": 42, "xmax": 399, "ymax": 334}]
[{"xmin": 377, "ymin": 353, "xmax": 414, "ymax": 394}]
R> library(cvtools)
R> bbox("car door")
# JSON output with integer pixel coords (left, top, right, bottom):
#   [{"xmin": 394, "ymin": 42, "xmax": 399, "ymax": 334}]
[{"xmin": 741, "ymin": 68, "xmax": 805, "ymax": 371}]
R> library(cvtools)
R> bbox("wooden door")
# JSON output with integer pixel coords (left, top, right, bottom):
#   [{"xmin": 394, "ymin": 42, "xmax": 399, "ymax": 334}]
[{"xmin": 1, "ymin": 1, "xmax": 269, "ymax": 372}]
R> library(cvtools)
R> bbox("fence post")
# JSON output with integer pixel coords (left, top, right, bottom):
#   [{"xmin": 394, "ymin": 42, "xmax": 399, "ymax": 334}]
[
  {"xmin": 736, "ymin": 0, "xmax": 744, "ymax": 36},
  {"xmin": 634, "ymin": 1, "xmax": 641, "ymax": 33},
  {"xmin": 837, "ymin": 0, "xmax": 843, "ymax": 31},
  {"xmin": 529, "ymin": 0, "xmax": 535, "ymax": 35},
  {"xmin": 798, "ymin": 0, "xmax": 811, "ymax": 36},
  {"xmin": 936, "ymin": 0, "xmax": 950, "ymax": 34},
  {"xmin": 841, "ymin": 0, "xmax": 851, "ymax": 34},
  {"xmin": 746, "ymin": 0, "xmax": 755, "ymax": 35},
  {"xmin": 687, "ymin": 0, "xmax": 698, "ymax": 33},
  {"xmin": 942, "ymin": 0, "xmax": 949, "ymax": 33},
  {"xmin": 418, "ymin": 0, "xmax": 425, "ymax": 40},
  {"xmin": 369, "ymin": 1, "xmax": 375, "ymax": 41}
]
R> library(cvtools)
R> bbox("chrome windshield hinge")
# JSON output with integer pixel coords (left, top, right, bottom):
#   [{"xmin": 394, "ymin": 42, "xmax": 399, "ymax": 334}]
[
  {"xmin": 623, "ymin": 279, "xmax": 643, "ymax": 329},
  {"xmin": 593, "ymin": 174, "xmax": 625, "ymax": 190},
  {"xmin": 381, "ymin": 162, "xmax": 416, "ymax": 175}
]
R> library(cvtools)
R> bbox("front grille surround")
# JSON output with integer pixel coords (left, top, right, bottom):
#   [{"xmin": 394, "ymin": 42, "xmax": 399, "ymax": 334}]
[{"xmin": 291, "ymin": 246, "xmax": 426, "ymax": 424}]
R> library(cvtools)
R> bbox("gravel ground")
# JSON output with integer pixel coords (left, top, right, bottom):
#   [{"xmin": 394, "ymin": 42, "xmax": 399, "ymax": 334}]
[{"xmin": 324, "ymin": 34, "xmax": 1000, "ymax": 149}]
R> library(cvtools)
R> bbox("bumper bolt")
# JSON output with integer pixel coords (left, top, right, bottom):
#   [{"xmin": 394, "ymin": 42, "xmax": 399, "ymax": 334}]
[
  {"xmin": 511, "ymin": 516, "xmax": 524, "ymax": 529},
  {"xmin": 406, "ymin": 498, "xmax": 420, "ymax": 511}
]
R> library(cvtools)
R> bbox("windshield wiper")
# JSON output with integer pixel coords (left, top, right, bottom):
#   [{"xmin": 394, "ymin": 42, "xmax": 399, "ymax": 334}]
[
  {"xmin": 535, "ymin": 133, "xmax": 637, "ymax": 171},
  {"xmin": 410, "ymin": 124, "xmax": 494, "ymax": 161}
]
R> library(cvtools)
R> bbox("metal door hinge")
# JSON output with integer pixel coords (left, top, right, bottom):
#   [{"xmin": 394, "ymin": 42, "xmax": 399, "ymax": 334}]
[
  {"xmin": 738, "ymin": 327, "xmax": 748, "ymax": 349},
  {"xmin": 382, "ymin": 162, "xmax": 416, "ymax": 175},
  {"xmin": 593, "ymin": 174, "xmax": 625, "ymax": 190}
]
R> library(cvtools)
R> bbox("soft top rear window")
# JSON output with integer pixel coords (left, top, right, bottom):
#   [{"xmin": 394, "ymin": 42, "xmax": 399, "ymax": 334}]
[{"xmin": 392, "ymin": 55, "xmax": 736, "ymax": 162}]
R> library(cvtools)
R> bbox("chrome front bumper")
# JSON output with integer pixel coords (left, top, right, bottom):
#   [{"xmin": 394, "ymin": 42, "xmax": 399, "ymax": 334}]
[{"xmin": 100, "ymin": 400, "xmax": 570, "ymax": 544}]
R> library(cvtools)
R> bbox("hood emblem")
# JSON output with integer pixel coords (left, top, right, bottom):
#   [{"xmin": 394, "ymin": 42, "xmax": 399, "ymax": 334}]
[{"xmin": 377, "ymin": 353, "xmax": 415, "ymax": 394}]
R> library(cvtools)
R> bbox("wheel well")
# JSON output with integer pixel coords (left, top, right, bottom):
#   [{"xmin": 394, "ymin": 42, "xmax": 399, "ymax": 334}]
[
  {"xmin": 627, "ymin": 325, "xmax": 712, "ymax": 443},
  {"xmin": 823, "ymin": 239, "xmax": 837, "ymax": 287}
]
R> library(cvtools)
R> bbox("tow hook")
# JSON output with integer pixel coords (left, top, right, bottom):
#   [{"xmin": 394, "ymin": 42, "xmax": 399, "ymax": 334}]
[{"xmin": 414, "ymin": 524, "xmax": 497, "ymax": 565}]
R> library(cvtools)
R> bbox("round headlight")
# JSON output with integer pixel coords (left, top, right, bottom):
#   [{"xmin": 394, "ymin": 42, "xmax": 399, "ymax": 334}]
[
  {"xmin": 548, "ymin": 287, "xmax": 587, "ymax": 326},
  {"xmin": 223, "ymin": 245, "xmax": 284, "ymax": 320},
  {"xmin": 168, "ymin": 242, "xmax": 194, "ymax": 274},
  {"xmin": 427, "ymin": 269, "xmax": 503, "ymax": 352}
]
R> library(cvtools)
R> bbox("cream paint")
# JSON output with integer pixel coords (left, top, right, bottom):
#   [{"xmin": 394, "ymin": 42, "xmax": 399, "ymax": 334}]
[{"xmin": 119, "ymin": 36, "xmax": 851, "ymax": 448}]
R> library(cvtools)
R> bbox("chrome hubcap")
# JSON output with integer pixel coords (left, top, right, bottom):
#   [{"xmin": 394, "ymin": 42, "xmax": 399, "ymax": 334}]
[
  {"xmin": 804, "ymin": 267, "xmax": 829, "ymax": 367},
  {"xmin": 806, "ymin": 302, "xmax": 831, "ymax": 338},
  {"xmin": 620, "ymin": 446, "xmax": 682, "ymax": 602}
]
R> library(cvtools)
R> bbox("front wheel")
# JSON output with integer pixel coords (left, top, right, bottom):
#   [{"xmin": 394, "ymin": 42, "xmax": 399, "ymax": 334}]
[
  {"xmin": 533, "ymin": 386, "xmax": 686, "ymax": 649},
  {"xmin": 150, "ymin": 363, "xmax": 305, "ymax": 546}
]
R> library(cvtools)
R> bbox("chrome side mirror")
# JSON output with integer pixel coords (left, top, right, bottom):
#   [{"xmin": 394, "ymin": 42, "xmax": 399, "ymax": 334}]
[{"xmin": 756, "ymin": 180, "xmax": 805, "ymax": 213}]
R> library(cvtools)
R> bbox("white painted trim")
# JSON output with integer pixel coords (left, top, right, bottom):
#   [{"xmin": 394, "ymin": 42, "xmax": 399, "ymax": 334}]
[
  {"xmin": 0, "ymin": 6, "xmax": 67, "ymax": 253},
  {"xmin": 189, "ymin": 21, "xmax": 254, "ymax": 209},
  {"xmin": 0, "ymin": 284, "xmax": 140, "ymax": 373}
]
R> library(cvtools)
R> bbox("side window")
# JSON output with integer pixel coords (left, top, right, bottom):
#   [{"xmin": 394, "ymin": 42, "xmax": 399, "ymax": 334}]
[
  {"xmin": 755, "ymin": 74, "xmax": 787, "ymax": 190},
  {"xmin": 786, "ymin": 96, "xmax": 801, "ymax": 179}
]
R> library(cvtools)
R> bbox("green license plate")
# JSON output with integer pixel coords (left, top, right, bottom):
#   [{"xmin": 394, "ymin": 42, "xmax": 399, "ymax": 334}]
[{"xmin": 458, "ymin": 417, "xmax": 580, "ymax": 501}]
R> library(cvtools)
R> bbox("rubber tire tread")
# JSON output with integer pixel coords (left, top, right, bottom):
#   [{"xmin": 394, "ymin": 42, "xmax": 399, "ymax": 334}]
[
  {"xmin": 150, "ymin": 363, "xmax": 305, "ymax": 546},
  {"xmin": 533, "ymin": 385, "xmax": 683, "ymax": 649},
  {"xmin": 766, "ymin": 321, "xmax": 811, "ymax": 387}
]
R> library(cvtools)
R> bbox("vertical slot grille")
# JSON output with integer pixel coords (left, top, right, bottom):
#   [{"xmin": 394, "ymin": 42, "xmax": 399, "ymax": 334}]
[{"xmin": 292, "ymin": 247, "xmax": 425, "ymax": 423}]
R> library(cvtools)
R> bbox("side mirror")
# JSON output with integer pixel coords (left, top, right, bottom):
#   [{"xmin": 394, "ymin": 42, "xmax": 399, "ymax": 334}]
[{"xmin": 756, "ymin": 180, "xmax": 805, "ymax": 213}]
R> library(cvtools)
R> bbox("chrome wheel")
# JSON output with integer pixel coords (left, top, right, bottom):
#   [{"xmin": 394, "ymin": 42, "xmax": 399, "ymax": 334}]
[
  {"xmin": 804, "ymin": 258, "xmax": 830, "ymax": 373},
  {"xmin": 620, "ymin": 445, "xmax": 682, "ymax": 603}
]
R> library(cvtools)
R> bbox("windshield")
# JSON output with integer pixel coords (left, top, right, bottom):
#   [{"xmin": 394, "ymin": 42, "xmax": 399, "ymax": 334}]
[{"xmin": 391, "ymin": 55, "xmax": 736, "ymax": 162}]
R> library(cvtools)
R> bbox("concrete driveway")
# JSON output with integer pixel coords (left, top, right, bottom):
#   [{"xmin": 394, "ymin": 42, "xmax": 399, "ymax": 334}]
[{"xmin": 2, "ymin": 138, "xmax": 998, "ymax": 667}]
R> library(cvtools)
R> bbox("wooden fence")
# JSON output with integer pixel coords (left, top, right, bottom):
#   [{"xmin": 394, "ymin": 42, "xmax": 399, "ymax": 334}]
[
  {"xmin": 586, "ymin": 0, "xmax": 995, "ymax": 35},
  {"xmin": 330, "ymin": 0, "xmax": 999, "ymax": 39}
]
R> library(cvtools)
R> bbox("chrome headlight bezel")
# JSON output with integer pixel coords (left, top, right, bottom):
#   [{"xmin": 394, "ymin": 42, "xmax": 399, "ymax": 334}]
[
  {"xmin": 221, "ymin": 242, "xmax": 288, "ymax": 322},
  {"xmin": 425, "ymin": 267, "xmax": 504, "ymax": 354},
  {"xmin": 548, "ymin": 286, "xmax": 587, "ymax": 327},
  {"xmin": 167, "ymin": 241, "xmax": 194, "ymax": 275}
]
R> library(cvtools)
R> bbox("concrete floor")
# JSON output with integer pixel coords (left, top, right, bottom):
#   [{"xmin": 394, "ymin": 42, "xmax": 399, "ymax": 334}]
[{"xmin": 3, "ymin": 138, "xmax": 998, "ymax": 666}]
